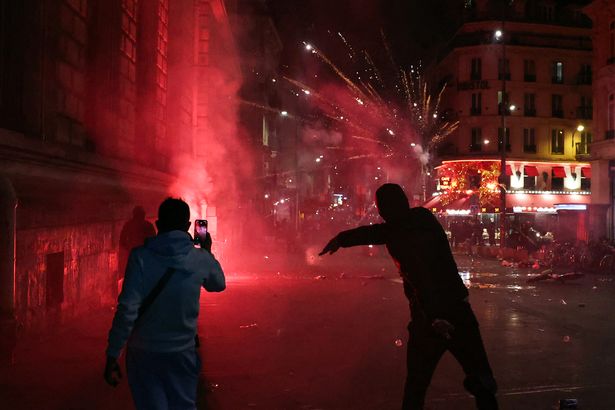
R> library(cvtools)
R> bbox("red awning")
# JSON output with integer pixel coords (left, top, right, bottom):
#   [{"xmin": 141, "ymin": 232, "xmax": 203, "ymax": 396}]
[
  {"xmin": 524, "ymin": 166, "xmax": 539, "ymax": 177},
  {"xmin": 505, "ymin": 165, "xmax": 513, "ymax": 176},
  {"xmin": 552, "ymin": 166, "xmax": 566, "ymax": 178},
  {"xmin": 581, "ymin": 167, "xmax": 591, "ymax": 178}
]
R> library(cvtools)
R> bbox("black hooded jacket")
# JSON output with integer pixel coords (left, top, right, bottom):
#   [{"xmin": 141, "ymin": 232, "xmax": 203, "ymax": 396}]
[{"xmin": 335, "ymin": 207, "xmax": 468, "ymax": 322}]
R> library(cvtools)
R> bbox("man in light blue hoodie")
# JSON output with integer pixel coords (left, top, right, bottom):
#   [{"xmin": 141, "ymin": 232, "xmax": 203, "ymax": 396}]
[{"xmin": 104, "ymin": 197, "xmax": 225, "ymax": 410}]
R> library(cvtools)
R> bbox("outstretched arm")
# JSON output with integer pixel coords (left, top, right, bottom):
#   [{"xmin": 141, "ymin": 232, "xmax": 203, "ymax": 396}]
[{"xmin": 319, "ymin": 224, "xmax": 387, "ymax": 256}]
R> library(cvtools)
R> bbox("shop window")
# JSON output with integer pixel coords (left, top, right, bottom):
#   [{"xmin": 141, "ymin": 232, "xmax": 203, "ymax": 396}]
[
  {"xmin": 551, "ymin": 167, "xmax": 565, "ymax": 190},
  {"xmin": 524, "ymin": 172, "xmax": 536, "ymax": 189}
]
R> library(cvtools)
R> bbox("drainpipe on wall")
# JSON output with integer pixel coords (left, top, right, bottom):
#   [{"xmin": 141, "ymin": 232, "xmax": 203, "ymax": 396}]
[{"xmin": 0, "ymin": 176, "xmax": 17, "ymax": 365}]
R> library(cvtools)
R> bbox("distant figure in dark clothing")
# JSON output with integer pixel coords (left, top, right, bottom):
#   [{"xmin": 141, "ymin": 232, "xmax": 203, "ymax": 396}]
[
  {"xmin": 320, "ymin": 184, "xmax": 498, "ymax": 410},
  {"xmin": 119, "ymin": 206, "xmax": 156, "ymax": 279}
]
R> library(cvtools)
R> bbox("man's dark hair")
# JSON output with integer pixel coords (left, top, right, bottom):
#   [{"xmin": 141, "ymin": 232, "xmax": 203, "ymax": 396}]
[
  {"xmin": 157, "ymin": 197, "xmax": 190, "ymax": 232},
  {"xmin": 376, "ymin": 183, "xmax": 410, "ymax": 222}
]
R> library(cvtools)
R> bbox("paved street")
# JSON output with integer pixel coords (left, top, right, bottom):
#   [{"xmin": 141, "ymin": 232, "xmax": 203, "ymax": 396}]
[{"xmin": 1, "ymin": 250, "xmax": 615, "ymax": 409}]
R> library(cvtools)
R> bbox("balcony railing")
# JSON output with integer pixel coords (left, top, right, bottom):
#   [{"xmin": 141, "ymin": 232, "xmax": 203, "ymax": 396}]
[
  {"xmin": 552, "ymin": 110, "xmax": 564, "ymax": 118},
  {"xmin": 470, "ymin": 107, "xmax": 482, "ymax": 116},
  {"xmin": 469, "ymin": 144, "xmax": 482, "ymax": 152},
  {"xmin": 523, "ymin": 145, "xmax": 537, "ymax": 153},
  {"xmin": 524, "ymin": 108, "xmax": 536, "ymax": 117},
  {"xmin": 575, "ymin": 142, "xmax": 590, "ymax": 156},
  {"xmin": 470, "ymin": 73, "xmax": 481, "ymax": 81},
  {"xmin": 576, "ymin": 106, "xmax": 593, "ymax": 120},
  {"xmin": 498, "ymin": 73, "xmax": 511, "ymax": 81},
  {"xmin": 552, "ymin": 77, "xmax": 564, "ymax": 84},
  {"xmin": 524, "ymin": 74, "xmax": 536, "ymax": 82},
  {"xmin": 606, "ymin": 130, "xmax": 615, "ymax": 140}
]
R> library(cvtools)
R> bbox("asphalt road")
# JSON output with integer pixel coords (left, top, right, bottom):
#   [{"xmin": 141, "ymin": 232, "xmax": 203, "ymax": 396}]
[{"xmin": 1, "ymin": 249, "xmax": 614, "ymax": 409}]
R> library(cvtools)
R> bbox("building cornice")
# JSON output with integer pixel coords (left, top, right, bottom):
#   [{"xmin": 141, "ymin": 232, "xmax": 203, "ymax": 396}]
[{"xmin": 0, "ymin": 128, "xmax": 175, "ymax": 195}]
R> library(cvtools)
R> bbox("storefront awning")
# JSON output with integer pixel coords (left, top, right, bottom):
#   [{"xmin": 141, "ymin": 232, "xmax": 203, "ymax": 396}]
[
  {"xmin": 581, "ymin": 167, "xmax": 591, "ymax": 178},
  {"xmin": 552, "ymin": 166, "xmax": 566, "ymax": 178},
  {"xmin": 524, "ymin": 165, "xmax": 539, "ymax": 177}
]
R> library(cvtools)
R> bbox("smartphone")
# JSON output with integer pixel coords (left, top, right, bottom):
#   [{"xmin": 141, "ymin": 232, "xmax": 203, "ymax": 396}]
[{"xmin": 194, "ymin": 219, "xmax": 208, "ymax": 246}]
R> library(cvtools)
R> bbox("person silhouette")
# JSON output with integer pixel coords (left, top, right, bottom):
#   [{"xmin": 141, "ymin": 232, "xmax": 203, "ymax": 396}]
[
  {"xmin": 320, "ymin": 183, "xmax": 498, "ymax": 410},
  {"xmin": 119, "ymin": 206, "xmax": 156, "ymax": 280},
  {"xmin": 105, "ymin": 197, "xmax": 225, "ymax": 409}
]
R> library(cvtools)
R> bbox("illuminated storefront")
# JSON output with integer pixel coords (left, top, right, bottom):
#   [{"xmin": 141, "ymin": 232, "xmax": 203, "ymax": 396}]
[{"xmin": 425, "ymin": 159, "xmax": 591, "ymax": 241}]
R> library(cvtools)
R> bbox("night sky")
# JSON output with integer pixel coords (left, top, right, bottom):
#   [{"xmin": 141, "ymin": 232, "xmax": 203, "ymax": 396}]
[{"xmin": 268, "ymin": 0, "xmax": 465, "ymax": 70}]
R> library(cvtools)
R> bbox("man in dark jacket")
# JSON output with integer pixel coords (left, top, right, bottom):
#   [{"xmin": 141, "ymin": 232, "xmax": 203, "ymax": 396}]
[{"xmin": 320, "ymin": 183, "xmax": 498, "ymax": 410}]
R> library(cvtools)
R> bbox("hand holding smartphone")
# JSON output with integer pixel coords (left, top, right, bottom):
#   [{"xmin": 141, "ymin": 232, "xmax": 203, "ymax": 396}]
[{"xmin": 194, "ymin": 219, "xmax": 211, "ymax": 252}]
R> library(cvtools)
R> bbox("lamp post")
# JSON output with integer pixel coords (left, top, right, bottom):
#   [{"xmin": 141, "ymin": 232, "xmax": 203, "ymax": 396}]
[{"xmin": 496, "ymin": 25, "xmax": 507, "ymax": 248}]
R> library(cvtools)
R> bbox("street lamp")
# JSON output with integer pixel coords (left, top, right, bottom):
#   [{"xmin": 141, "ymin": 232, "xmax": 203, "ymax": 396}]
[
  {"xmin": 571, "ymin": 124, "xmax": 586, "ymax": 154},
  {"xmin": 497, "ymin": 24, "xmax": 508, "ymax": 248}
]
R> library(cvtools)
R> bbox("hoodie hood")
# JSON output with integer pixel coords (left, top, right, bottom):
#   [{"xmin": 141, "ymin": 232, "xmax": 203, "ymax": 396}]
[{"xmin": 145, "ymin": 230, "xmax": 194, "ymax": 268}]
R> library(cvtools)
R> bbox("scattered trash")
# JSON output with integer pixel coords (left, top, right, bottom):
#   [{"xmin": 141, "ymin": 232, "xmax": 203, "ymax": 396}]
[
  {"xmin": 526, "ymin": 271, "xmax": 584, "ymax": 283},
  {"xmin": 559, "ymin": 398, "xmax": 578, "ymax": 409},
  {"xmin": 264, "ymin": 255, "xmax": 269, "ymax": 260},
  {"xmin": 338, "ymin": 272, "xmax": 346, "ymax": 279},
  {"xmin": 239, "ymin": 323, "xmax": 258, "ymax": 329},
  {"xmin": 578, "ymin": 303, "xmax": 586, "ymax": 308},
  {"xmin": 560, "ymin": 299, "xmax": 567, "ymax": 305},
  {"xmin": 394, "ymin": 338, "xmax": 404, "ymax": 347},
  {"xmin": 563, "ymin": 335, "xmax": 571, "ymax": 343},
  {"xmin": 537, "ymin": 328, "xmax": 545, "ymax": 332},
  {"xmin": 592, "ymin": 286, "xmax": 598, "ymax": 290},
  {"xmin": 314, "ymin": 275, "xmax": 327, "ymax": 280}
]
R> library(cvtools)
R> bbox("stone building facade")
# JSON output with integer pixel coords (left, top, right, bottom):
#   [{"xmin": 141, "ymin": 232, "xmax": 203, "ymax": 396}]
[
  {"xmin": 0, "ymin": 0, "xmax": 239, "ymax": 361},
  {"xmin": 584, "ymin": 0, "xmax": 615, "ymax": 240},
  {"xmin": 428, "ymin": 0, "xmax": 593, "ymax": 239}
]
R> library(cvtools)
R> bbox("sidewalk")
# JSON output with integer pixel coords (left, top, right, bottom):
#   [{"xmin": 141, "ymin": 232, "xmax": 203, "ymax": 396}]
[{"xmin": 0, "ymin": 307, "xmax": 133, "ymax": 410}]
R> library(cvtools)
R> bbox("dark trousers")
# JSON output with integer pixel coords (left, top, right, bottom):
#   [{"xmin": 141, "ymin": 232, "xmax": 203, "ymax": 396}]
[
  {"xmin": 402, "ymin": 302, "xmax": 498, "ymax": 410},
  {"xmin": 126, "ymin": 346, "xmax": 201, "ymax": 410}
]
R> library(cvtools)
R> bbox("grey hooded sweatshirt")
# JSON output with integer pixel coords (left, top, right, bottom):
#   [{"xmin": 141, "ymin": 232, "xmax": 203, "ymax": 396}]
[{"xmin": 106, "ymin": 230, "xmax": 225, "ymax": 358}]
